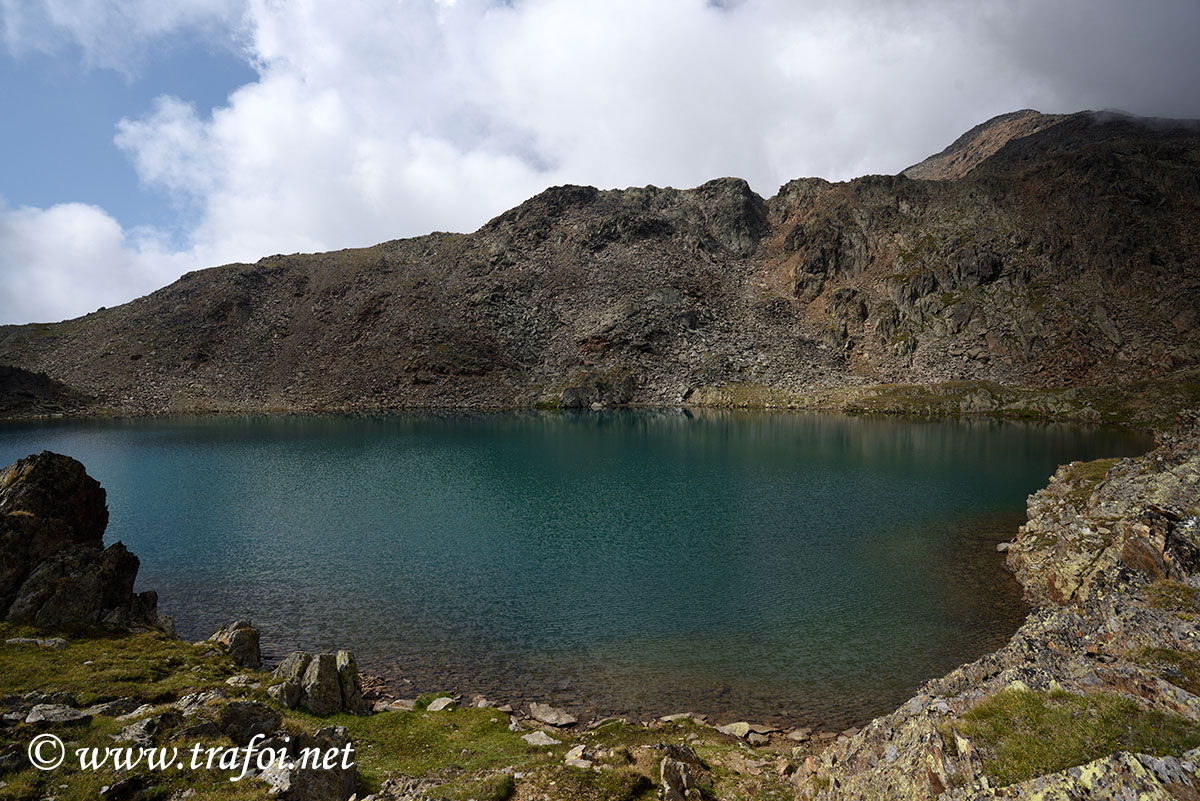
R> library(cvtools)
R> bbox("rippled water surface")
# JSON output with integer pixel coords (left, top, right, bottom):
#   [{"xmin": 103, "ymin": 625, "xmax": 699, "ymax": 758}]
[{"xmin": 0, "ymin": 412, "xmax": 1150, "ymax": 727}]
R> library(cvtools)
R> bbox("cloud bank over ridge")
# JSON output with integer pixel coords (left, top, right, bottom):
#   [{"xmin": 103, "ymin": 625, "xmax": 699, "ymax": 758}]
[{"xmin": 2, "ymin": 0, "xmax": 1199, "ymax": 324}]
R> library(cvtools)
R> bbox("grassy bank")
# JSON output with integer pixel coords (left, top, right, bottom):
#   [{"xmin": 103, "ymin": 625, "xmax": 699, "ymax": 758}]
[{"xmin": 0, "ymin": 623, "xmax": 802, "ymax": 800}]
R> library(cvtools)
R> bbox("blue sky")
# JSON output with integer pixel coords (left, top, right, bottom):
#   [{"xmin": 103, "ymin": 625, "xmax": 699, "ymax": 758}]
[
  {"xmin": 2, "ymin": 0, "xmax": 1200, "ymax": 325},
  {"xmin": 2, "ymin": 37, "xmax": 254, "ymax": 238}
]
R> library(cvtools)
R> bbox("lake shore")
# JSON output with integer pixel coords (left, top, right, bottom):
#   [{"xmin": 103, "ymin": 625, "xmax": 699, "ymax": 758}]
[{"xmin": 5, "ymin": 371, "xmax": 1200, "ymax": 433}]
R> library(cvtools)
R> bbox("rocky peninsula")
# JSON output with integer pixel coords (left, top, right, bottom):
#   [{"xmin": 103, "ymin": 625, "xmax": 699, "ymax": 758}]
[{"xmin": 798, "ymin": 411, "xmax": 1200, "ymax": 799}]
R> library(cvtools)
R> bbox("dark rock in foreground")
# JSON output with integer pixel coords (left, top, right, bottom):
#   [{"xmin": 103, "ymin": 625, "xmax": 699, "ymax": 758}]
[{"xmin": 0, "ymin": 451, "xmax": 158, "ymax": 627}]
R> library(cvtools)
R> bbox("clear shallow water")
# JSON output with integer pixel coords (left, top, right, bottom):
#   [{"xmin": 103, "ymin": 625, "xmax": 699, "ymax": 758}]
[{"xmin": 0, "ymin": 411, "xmax": 1150, "ymax": 728}]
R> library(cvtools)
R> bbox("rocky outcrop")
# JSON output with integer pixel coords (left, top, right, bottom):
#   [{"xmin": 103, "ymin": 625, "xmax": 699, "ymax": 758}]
[
  {"xmin": 0, "ymin": 452, "xmax": 157, "ymax": 626},
  {"xmin": 943, "ymin": 749, "xmax": 1200, "ymax": 799},
  {"xmin": 796, "ymin": 412, "xmax": 1200, "ymax": 800},
  {"xmin": 1007, "ymin": 410, "xmax": 1200, "ymax": 606},
  {"xmin": 269, "ymin": 650, "xmax": 368, "ymax": 716},
  {"xmin": 2, "ymin": 111, "xmax": 1198, "ymax": 422}
]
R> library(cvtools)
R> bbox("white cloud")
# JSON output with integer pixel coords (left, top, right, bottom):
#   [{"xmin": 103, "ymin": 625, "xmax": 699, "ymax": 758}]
[
  {"xmin": 110, "ymin": 0, "xmax": 1055, "ymax": 271},
  {"xmin": 0, "ymin": 201, "xmax": 198, "ymax": 324},
  {"xmin": 3, "ymin": 0, "xmax": 1200, "ymax": 324}
]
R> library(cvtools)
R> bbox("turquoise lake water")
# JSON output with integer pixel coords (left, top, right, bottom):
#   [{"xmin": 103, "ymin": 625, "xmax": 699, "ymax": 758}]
[{"xmin": 0, "ymin": 411, "xmax": 1150, "ymax": 728}]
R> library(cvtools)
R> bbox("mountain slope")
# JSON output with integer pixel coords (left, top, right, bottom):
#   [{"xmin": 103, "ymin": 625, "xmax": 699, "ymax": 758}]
[
  {"xmin": 902, "ymin": 109, "xmax": 1067, "ymax": 180},
  {"xmin": 2, "ymin": 110, "xmax": 1198, "ymax": 420}
]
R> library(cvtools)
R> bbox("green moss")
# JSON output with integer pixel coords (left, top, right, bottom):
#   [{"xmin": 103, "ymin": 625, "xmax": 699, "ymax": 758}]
[
  {"xmin": 1143, "ymin": 579, "xmax": 1200, "ymax": 611},
  {"xmin": 298, "ymin": 706, "xmax": 546, "ymax": 793},
  {"xmin": 1060, "ymin": 458, "xmax": 1119, "ymax": 507},
  {"xmin": 949, "ymin": 688, "xmax": 1200, "ymax": 787}
]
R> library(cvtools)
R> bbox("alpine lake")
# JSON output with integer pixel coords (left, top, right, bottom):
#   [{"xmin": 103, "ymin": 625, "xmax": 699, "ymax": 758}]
[{"xmin": 0, "ymin": 410, "xmax": 1150, "ymax": 729}]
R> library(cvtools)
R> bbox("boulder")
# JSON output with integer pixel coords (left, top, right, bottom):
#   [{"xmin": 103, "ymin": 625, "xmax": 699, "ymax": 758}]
[
  {"xmin": 208, "ymin": 621, "xmax": 261, "ymax": 669},
  {"xmin": 115, "ymin": 711, "xmax": 181, "ymax": 746},
  {"xmin": 271, "ymin": 651, "xmax": 367, "ymax": 716},
  {"xmin": 0, "ymin": 452, "xmax": 157, "ymax": 627},
  {"xmin": 335, "ymin": 650, "xmax": 366, "ymax": 714},
  {"xmin": 173, "ymin": 689, "xmax": 226, "ymax": 716},
  {"xmin": 661, "ymin": 756, "xmax": 700, "ymax": 801},
  {"xmin": 717, "ymin": 722, "xmax": 751, "ymax": 739},
  {"xmin": 83, "ymin": 698, "xmax": 140, "ymax": 717},
  {"xmin": 4, "ymin": 636, "xmax": 67, "ymax": 650},
  {"xmin": 529, "ymin": 702, "xmax": 577, "ymax": 727},
  {"xmin": 25, "ymin": 704, "xmax": 90, "ymax": 725},
  {"xmin": 521, "ymin": 731, "xmax": 561, "ymax": 746},
  {"xmin": 301, "ymin": 654, "xmax": 343, "ymax": 717},
  {"xmin": 218, "ymin": 700, "xmax": 282, "ymax": 745}
]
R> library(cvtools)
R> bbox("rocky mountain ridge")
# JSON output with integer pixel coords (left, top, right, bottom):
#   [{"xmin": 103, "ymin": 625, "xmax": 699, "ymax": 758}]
[{"xmin": 1, "ymin": 109, "xmax": 1198, "ymax": 421}]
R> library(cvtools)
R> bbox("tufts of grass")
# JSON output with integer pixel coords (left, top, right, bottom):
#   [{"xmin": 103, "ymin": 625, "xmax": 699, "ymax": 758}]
[
  {"xmin": 525, "ymin": 765, "xmax": 653, "ymax": 801},
  {"xmin": 1133, "ymin": 647, "xmax": 1200, "ymax": 696},
  {"xmin": 0, "ymin": 623, "xmax": 236, "ymax": 706},
  {"xmin": 439, "ymin": 770, "xmax": 516, "ymax": 801},
  {"xmin": 413, "ymin": 691, "xmax": 454, "ymax": 711},
  {"xmin": 949, "ymin": 688, "xmax": 1200, "ymax": 787},
  {"xmin": 295, "ymin": 705, "xmax": 549, "ymax": 795}
]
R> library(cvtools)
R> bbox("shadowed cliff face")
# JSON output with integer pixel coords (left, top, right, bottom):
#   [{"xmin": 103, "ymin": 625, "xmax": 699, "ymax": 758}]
[
  {"xmin": 0, "ymin": 451, "xmax": 157, "ymax": 627},
  {"xmin": 1, "ymin": 110, "xmax": 1198, "ymax": 417}
]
